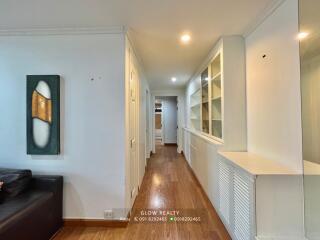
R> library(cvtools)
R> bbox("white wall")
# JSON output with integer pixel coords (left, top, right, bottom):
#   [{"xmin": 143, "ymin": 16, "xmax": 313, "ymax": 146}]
[
  {"xmin": 246, "ymin": 0, "xmax": 303, "ymax": 173},
  {"xmin": 0, "ymin": 33, "xmax": 127, "ymax": 219},
  {"xmin": 301, "ymin": 54, "xmax": 320, "ymax": 240},
  {"xmin": 245, "ymin": 0, "xmax": 304, "ymax": 238},
  {"xmin": 162, "ymin": 97, "xmax": 177, "ymax": 144}
]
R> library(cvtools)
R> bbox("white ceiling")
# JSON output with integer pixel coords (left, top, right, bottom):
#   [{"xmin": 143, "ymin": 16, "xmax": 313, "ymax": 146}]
[
  {"xmin": 299, "ymin": 0, "xmax": 320, "ymax": 60},
  {"xmin": 0, "ymin": 0, "xmax": 276, "ymax": 90}
]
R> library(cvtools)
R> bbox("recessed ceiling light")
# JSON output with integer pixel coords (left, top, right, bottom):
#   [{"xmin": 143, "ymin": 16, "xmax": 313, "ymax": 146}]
[
  {"xmin": 171, "ymin": 77, "xmax": 177, "ymax": 82},
  {"xmin": 181, "ymin": 34, "xmax": 191, "ymax": 44},
  {"xmin": 297, "ymin": 32, "xmax": 309, "ymax": 40}
]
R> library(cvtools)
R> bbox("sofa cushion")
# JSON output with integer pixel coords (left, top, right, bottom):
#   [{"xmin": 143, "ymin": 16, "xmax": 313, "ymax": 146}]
[
  {"xmin": 0, "ymin": 168, "xmax": 32, "ymax": 202},
  {"xmin": 0, "ymin": 190, "xmax": 53, "ymax": 228}
]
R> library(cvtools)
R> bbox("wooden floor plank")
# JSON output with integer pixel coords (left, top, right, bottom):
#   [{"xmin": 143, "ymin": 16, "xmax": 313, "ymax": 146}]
[{"xmin": 54, "ymin": 145, "xmax": 231, "ymax": 240}]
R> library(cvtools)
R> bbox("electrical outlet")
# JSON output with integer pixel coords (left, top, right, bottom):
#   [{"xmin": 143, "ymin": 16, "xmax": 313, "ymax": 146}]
[{"xmin": 104, "ymin": 210, "xmax": 113, "ymax": 219}]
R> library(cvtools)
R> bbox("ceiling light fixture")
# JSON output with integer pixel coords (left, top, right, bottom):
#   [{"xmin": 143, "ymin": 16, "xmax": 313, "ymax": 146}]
[
  {"xmin": 171, "ymin": 77, "xmax": 177, "ymax": 82},
  {"xmin": 297, "ymin": 32, "xmax": 309, "ymax": 40},
  {"xmin": 181, "ymin": 34, "xmax": 191, "ymax": 44}
]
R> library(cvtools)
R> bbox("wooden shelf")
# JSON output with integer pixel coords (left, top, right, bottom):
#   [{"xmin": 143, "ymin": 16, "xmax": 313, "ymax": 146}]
[
  {"xmin": 304, "ymin": 160, "xmax": 320, "ymax": 176},
  {"xmin": 202, "ymin": 81, "xmax": 208, "ymax": 87},
  {"xmin": 212, "ymin": 96, "xmax": 221, "ymax": 101},
  {"xmin": 211, "ymin": 72, "xmax": 221, "ymax": 81},
  {"xmin": 191, "ymin": 103, "xmax": 201, "ymax": 108}
]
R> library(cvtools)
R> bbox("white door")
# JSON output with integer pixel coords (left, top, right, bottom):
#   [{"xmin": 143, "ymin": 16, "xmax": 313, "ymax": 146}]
[
  {"xmin": 163, "ymin": 97, "xmax": 178, "ymax": 144},
  {"xmin": 129, "ymin": 68, "xmax": 138, "ymax": 205}
]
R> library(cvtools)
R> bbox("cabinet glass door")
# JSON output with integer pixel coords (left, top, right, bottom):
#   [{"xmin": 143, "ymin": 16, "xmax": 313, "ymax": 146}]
[
  {"xmin": 190, "ymin": 89, "xmax": 201, "ymax": 131},
  {"xmin": 201, "ymin": 68, "xmax": 209, "ymax": 133},
  {"xmin": 210, "ymin": 53, "xmax": 222, "ymax": 139}
]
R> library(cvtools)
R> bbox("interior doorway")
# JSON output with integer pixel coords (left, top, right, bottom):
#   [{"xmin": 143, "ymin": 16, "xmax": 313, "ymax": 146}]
[
  {"xmin": 154, "ymin": 96, "xmax": 178, "ymax": 147},
  {"xmin": 154, "ymin": 100, "xmax": 163, "ymax": 145}
]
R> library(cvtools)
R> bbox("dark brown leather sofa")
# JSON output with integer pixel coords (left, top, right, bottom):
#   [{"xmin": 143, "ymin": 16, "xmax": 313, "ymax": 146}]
[{"xmin": 0, "ymin": 175, "xmax": 63, "ymax": 240}]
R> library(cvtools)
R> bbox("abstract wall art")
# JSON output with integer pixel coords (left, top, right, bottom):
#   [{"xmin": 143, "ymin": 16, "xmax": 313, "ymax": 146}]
[{"xmin": 27, "ymin": 75, "xmax": 60, "ymax": 155}]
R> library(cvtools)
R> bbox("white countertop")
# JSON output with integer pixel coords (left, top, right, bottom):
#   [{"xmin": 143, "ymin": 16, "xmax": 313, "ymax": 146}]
[
  {"xmin": 218, "ymin": 151, "xmax": 300, "ymax": 176},
  {"xmin": 304, "ymin": 160, "xmax": 320, "ymax": 176}
]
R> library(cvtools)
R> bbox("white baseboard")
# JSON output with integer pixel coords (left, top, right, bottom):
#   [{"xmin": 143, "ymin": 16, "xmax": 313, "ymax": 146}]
[
  {"xmin": 304, "ymin": 233, "xmax": 320, "ymax": 240},
  {"xmin": 256, "ymin": 236, "xmax": 307, "ymax": 240}
]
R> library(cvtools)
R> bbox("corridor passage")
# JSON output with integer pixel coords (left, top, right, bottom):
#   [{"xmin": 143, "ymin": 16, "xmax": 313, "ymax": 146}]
[{"xmin": 54, "ymin": 145, "xmax": 230, "ymax": 240}]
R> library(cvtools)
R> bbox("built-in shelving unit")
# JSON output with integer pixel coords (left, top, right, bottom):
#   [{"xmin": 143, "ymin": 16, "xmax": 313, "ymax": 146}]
[
  {"xmin": 185, "ymin": 36, "xmax": 299, "ymax": 240},
  {"xmin": 189, "ymin": 37, "xmax": 247, "ymax": 149},
  {"xmin": 189, "ymin": 51, "xmax": 223, "ymax": 142}
]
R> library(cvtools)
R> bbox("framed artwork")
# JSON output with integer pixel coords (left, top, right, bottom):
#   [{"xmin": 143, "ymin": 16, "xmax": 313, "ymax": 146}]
[{"xmin": 27, "ymin": 75, "xmax": 60, "ymax": 155}]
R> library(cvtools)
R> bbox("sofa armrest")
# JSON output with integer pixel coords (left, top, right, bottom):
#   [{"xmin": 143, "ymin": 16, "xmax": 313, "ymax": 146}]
[
  {"xmin": 31, "ymin": 175, "xmax": 63, "ymax": 225},
  {"xmin": 31, "ymin": 175, "xmax": 63, "ymax": 194}
]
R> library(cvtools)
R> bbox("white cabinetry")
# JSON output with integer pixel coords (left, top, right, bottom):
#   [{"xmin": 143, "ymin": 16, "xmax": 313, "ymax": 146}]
[
  {"xmin": 188, "ymin": 36, "xmax": 246, "ymax": 151},
  {"xmin": 218, "ymin": 152, "xmax": 302, "ymax": 240},
  {"xmin": 217, "ymin": 155, "xmax": 255, "ymax": 240},
  {"xmin": 183, "ymin": 34, "xmax": 303, "ymax": 240},
  {"xmin": 182, "ymin": 128, "xmax": 303, "ymax": 240}
]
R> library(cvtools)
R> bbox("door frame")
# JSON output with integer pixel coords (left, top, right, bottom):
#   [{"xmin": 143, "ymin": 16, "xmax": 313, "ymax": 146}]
[{"xmin": 151, "ymin": 90, "xmax": 184, "ymax": 154}]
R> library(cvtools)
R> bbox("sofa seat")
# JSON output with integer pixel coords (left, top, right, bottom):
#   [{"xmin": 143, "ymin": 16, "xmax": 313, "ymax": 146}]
[
  {"xmin": 0, "ymin": 191, "xmax": 53, "ymax": 228},
  {"xmin": 0, "ymin": 175, "xmax": 63, "ymax": 240}
]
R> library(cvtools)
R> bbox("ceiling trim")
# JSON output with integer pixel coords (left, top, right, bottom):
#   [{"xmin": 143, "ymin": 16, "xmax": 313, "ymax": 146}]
[
  {"xmin": 243, "ymin": 0, "xmax": 286, "ymax": 37},
  {"xmin": 126, "ymin": 28, "xmax": 148, "ymax": 79},
  {"xmin": 0, "ymin": 26, "xmax": 125, "ymax": 36}
]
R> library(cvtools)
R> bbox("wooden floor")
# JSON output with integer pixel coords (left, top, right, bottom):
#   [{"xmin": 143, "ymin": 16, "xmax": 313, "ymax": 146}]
[{"xmin": 54, "ymin": 145, "xmax": 231, "ymax": 240}]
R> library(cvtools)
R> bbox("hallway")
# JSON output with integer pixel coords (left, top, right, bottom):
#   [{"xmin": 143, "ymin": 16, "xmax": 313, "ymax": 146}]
[{"xmin": 54, "ymin": 145, "xmax": 230, "ymax": 240}]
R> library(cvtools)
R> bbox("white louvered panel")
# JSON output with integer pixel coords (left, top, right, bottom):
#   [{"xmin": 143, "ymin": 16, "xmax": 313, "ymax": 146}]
[
  {"xmin": 233, "ymin": 170, "xmax": 253, "ymax": 240},
  {"xmin": 218, "ymin": 160, "xmax": 232, "ymax": 225}
]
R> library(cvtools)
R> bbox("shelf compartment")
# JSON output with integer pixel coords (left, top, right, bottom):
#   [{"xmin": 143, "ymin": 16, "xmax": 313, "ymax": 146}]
[
  {"xmin": 212, "ymin": 120, "xmax": 222, "ymax": 139},
  {"xmin": 212, "ymin": 99, "xmax": 222, "ymax": 122},
  {"xmin": 211, "ymin": 53, "xmax": 221, "ymax": 78}
]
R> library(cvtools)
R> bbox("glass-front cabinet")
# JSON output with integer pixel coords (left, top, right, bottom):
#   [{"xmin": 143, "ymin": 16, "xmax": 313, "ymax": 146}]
[
  {"xmin": 201, "ymin": 68, "xmax": 209, "ymax": 134},
  {"xmin": 190, "ymin": 89, "xmax": 201, "ymax": 131},
  {"xmin": 211, "ymin": 53, "xmax": 222, "ymax": 139},
  {"xmin": 190, "ymin": 51, "xmax": 223, "ymax": 142}
]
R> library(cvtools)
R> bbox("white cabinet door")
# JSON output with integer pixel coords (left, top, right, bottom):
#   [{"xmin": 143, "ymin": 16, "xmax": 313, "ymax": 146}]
[
  {"xmin": 218, "ymin": 158, "xmax": 256, "ymax": 240},
  {"xmin": 218, "ymin": 160, "xmax": 233, "ymax": 226},
  {"xmin": 233, "ymin": 170, "xmax": 255, "ymax": 240}
]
